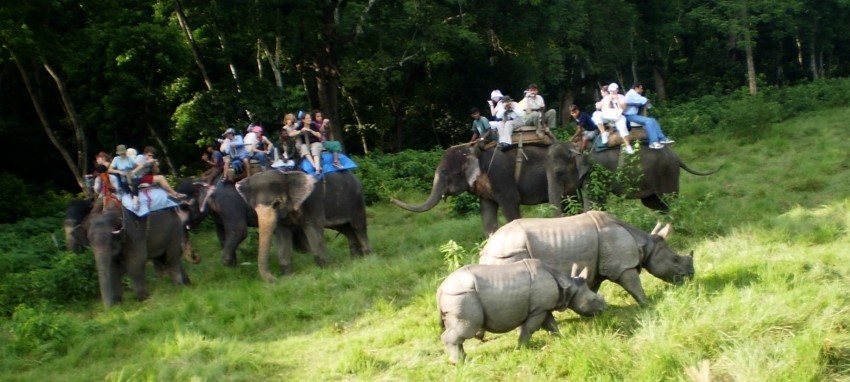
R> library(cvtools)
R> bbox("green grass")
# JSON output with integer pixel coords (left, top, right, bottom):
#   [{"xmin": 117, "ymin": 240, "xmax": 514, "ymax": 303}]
[{"xmin": 3, "ymin": 108, "xmax": 850, "ymax": 381}]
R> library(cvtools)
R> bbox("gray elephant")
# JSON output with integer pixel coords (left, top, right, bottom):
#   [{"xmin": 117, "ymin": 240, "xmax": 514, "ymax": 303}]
[
  {"xmin": 392, "ymin": 143, "xmax": 585, "ymax": 235},
  {"xmin": 392, "ymin": 141, "xmax": 716, "ymax": 235},
  {"xmin": 548, "ymin": 143, "xmax": 718, "ymax": 214},
  {"xmin": 178, "ymin": 180, "xmax": 258, "ymax": 266},
  {"xmin": 84, "ymin": 205, "xmax": 191, "ymax": 305},
  {"xmin": 479, "ymin": 211, "xmax": 694, "ymax": 305},
  {"xmin": 235, "ymin": 170, "xmax": 371, "ymax": 282},
  {"xmin": 437, "ymin": 259, "xmax": 605, "ymax": 364}
]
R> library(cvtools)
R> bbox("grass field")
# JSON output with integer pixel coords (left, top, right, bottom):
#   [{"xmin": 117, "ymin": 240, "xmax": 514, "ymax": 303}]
[{"xmin": 2, "ymin": 108, "xmax": 850, "ymax": 381}]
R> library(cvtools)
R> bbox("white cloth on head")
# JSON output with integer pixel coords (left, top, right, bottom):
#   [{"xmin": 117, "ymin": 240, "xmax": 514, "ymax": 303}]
[{"xmin": 490, "ymin": 90, "xmax": 503, "ymax": 101}]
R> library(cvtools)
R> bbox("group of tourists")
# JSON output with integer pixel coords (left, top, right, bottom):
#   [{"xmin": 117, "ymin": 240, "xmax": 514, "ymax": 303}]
[
  {"xmin": 469, "ymin": 81, "xmax": 673, "ymax": 155},
  {"xmin": 468, "ymin": 84, "xmax": 557, "ymax": 150},
  {"xmin": 90, "ymin": 144, "xmax": 185, "ymax": 211},
  {"xmin": 568, "ymin": 82, "xmax": 673, "ymax": 154},
  {"xmin": 202, "ymin": 109, "xmax": 346, "ymax": 185}
]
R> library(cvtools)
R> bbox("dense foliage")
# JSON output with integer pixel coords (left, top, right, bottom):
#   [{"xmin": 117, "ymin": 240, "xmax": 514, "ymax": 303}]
[{"xmin": 3, "ymin": 0, "xmax": 850, "ymax": 197}]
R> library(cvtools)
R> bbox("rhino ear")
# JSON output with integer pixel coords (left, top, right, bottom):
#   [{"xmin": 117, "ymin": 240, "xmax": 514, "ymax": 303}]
[
  {"xmin": 578, "ymin": 266, "xmax": 589, "ymax": 280},
  {"xmin": 650, "ymin": 221, "xmax": 663, "ymax": 235},
  {"xmin": 656, "ymin": 223, "xmax": 673, "ymax": 239}
]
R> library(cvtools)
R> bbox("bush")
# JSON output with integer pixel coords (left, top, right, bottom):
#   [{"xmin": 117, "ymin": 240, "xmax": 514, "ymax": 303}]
[
  {"xmin": 0, "ymin": 217, "xmax": 99, "ymax": 316},
  {"xmin": 352, "ymin": 149, "xmax": 443, "ymax": 205},
  {"xmin": 9, "ymin": 304, "xmax": 79, "ymax": 356},
  {"xmin": 653, "ymin": 78, "xmax": 850, "ymax": 138},
  {"xmin": 0, "ymin": 174, "xmax": 74, "ymax": 224}
]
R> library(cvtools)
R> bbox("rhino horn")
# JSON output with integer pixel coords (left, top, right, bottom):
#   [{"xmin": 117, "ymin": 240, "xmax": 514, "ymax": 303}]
[
  {"xmin": 656, "ymin": 223, "xmax": 673, "ymax": 239},
  {"xmin": 571, "ymin": 263, "xmax": 579, "ymax": 278},
  {"xmin": 578, "ymin": 266, "xmax": 589, "ymax": 280},
  {"xmin": 650, "ymin": 221, "xmax": 663, "ymax": 235}
]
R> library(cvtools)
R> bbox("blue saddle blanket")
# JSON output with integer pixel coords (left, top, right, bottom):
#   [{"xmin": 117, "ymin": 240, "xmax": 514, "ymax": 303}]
[
  {"xmin": 300, "ymin": 153, "xmax": 357, "ymax": 179},
  {"xmin": 121, "ymin": 187, "xmax": 179, "ymax": 217}
]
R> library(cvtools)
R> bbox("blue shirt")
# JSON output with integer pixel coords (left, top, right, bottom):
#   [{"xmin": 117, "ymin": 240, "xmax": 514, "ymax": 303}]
[
  {"xmin": 574, "ymin": 112, "xmax": 597, "ymax": 131},
  {"xmin": 624, "ymin": 89, "xmax": 648, "ymax": 116}
]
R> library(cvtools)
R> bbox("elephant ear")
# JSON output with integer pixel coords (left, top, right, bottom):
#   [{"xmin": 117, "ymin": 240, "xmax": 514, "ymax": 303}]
[
  {"xmin": 284, "ymin": 172, "xmax": 318, "ymax": 211},
  {"xmin": 575, "ymin": 152, "xmax": 592, "ymax": 181},
  {"xmin": 465, "ymin": 149, "xmax": 481, "ymax": 187}
]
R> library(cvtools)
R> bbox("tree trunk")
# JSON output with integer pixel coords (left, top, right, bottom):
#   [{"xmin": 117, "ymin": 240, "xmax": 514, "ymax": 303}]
[
  {"xmin": 341, "ymin": 86, "xmax": 369, "ymax": 154},
  {"xmin": 43, "ymin": 63, "xmax": 87, "ymax": 177},
  {"xmin": 9, "ymin": 50, "xmax": 89, "ymax": 197},
  {"xmin": 259, "ymin": 37, "xmax": 284, "ymax": 90},
  {"xmin": 174, "ymin": 0, "xmax": 214, "ymax": 92},
  {"xmin": 742, "ymin": 9, "xmax": 757, "ymax": 95},
  {"xmin": 313, "ymin": 4, "xmax": 343, "ymax": 150},
  {"xmin": 651, "ymin": 64, "xmax": 667, "ymax": 101}
]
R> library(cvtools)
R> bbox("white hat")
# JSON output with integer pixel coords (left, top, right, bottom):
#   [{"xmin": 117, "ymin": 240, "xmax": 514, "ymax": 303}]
[
  {"xmin": 490, "ymin": 90, "xmax": 503, "ymax": 101},
  {"xmin": 607, "ymin": 83, "xmax": 619, "ymax": 92}
]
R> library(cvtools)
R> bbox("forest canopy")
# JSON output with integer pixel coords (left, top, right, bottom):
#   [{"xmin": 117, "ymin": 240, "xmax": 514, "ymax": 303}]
[{"xmin": 2, "ymin": 0, "xmax": 849, "ymax": 195}]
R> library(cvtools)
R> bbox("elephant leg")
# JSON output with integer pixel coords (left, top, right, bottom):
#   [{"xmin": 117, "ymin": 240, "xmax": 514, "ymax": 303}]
[
  {"xmin": 541, "ymin": 312, "xmax": 561, "ymax": 335},
  {"xmin": 480, "ymin": 198, "xmax": 500, "ymax": 235},
  {"xmin": 517, "ymin": 312, "xmax": 547, "ymax": 348},
  {"xmin": 641, "ymin": 194, "xmax": 669, "ymax": 213},
  {"xmin": 125, "ymin": 247, "xmax": 150, "ymax": 302},
  {"xmin": 304, "ymin": 224, "xmax": 329, "ymax": 268},
  {"xmin": 615, "ymin": 269, "xmax": 649, "ymax": 305},
  {"xmin": 274, "ymin": 227, "xmax": 294, "ymax": 275},
  {"xmin": 165, "ymin": 235, "xmax": 191, "ymax": 286},
  {"xmin": 221, "ymin": 222, "xmax": 247, "ymax": 267}
]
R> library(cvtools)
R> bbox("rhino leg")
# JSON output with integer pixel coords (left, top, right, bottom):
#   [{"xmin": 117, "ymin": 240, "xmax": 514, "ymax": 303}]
[
  {"xmin": 541, "ymin": 313, "xmax": 561, "ymax": 336},
  {"xmin": 616, "ymin": 268, "xmax": 649, "ymax": 305},
  {"xmin": 439, "ymin": 293, "xmax": 483, "ymax": 364},
  {"xmin": 517, "ymin": 312, "xmax": 548, "ymax": 348}
]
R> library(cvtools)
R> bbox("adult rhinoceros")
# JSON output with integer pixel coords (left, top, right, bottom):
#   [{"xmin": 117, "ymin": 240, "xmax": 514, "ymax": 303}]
[{"xmin": 479, "ymin": 211, "xmax": 694, "ymax": 305}]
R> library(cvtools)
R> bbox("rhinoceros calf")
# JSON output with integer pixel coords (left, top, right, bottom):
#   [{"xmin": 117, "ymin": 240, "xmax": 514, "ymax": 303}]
[
  {"xmin": 479, "ymin": 211, "xmax": 694, "ymax": 305},
  {"xmin": 437, "ymin": 259, "xmax": 605, "ymax": 364}
]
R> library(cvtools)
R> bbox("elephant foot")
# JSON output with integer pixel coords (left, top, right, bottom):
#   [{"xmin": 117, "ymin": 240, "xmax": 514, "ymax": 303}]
[
  {"xmin": 221, "ymin": 256, "xmax": 237, "ymax": 267},
  {"xmin": 280, "ymin": 264, "xmax": 294, "ymax": 275},
  {"xmin": 314, "ymin": 257, "xmax": 330, "ymax": 268}
]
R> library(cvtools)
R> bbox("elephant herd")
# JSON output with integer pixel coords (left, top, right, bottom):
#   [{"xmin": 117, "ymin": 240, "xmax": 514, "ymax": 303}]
[{"xmin": 64, "ymin": 140, "xmax": 714, "ymax": 364}]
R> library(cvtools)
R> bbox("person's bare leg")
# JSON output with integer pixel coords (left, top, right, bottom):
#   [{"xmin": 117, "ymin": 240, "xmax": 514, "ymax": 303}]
[{"xmin": 244, "ymin": 159, "xmax": 252, "ymax": 177}]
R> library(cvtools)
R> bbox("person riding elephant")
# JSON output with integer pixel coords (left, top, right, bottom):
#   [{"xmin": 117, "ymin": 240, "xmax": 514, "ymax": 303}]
[
  {"xmin": 235, "ymin": 170, "xmax": 371, "ymax": 282},
  {"xmin": 392, "ymin": 141, "xmax": 716, "ymax": 235}
]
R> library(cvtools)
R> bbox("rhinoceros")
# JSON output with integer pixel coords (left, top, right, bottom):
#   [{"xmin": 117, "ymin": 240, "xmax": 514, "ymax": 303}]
[
  {"xmin": 437, "ymin": 259, "xmax": 605, "ymax": 364},
  {"xmin": 479, "ymin": 211, "xmax": 694, "ymax": 305}
]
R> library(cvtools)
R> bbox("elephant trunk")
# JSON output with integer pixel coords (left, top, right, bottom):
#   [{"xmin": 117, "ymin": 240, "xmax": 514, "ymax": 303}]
[
  {"xmin": 255, "ymin": 204, "xmax": 278, "ymax": 282},
  {"xmin": 182, "ymin": 236, "xmax": 201, "ymax": 264},
  {"xmin": 390, "ymin": 173, "xmax": 446, "ymax": 212}
]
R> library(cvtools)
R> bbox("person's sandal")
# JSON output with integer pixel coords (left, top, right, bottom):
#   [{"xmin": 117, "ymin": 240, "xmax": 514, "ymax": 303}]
[{"xmin": 332, "ymin": 162, "xmax": 343, "ymax": 169}]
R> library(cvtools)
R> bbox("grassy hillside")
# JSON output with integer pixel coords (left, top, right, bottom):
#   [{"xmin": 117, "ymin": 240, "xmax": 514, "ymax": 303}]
[{"xmin": 2, "ymin": 108, "xmax": 850, "ymax": 381}]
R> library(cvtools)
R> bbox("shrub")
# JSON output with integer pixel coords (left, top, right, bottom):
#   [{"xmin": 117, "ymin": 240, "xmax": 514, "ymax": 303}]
[
  {"xmin": 0, "ymin": 217, "xmax": 99, "ymax": 316},
  {"xmin": 352, "ymin": 149, "xmax": 443, "ymax": 205},
  {"xmin": 9, "ymin": 304, "xmax": 78, "ymax": 356}
]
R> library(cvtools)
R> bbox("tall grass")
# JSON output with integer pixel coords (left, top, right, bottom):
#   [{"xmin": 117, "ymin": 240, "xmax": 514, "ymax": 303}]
[{"xmin": 2, "ymin": 106, "xmax": 850, "ymax": 381}]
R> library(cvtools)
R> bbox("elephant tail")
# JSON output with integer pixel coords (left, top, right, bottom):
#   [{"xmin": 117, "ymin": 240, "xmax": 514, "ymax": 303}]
[{"xmin": 679, "ymin": 160, "xmax": 721, "ymax": 176}]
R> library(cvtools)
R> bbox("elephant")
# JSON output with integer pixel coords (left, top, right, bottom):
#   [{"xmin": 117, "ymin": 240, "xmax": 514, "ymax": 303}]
[
  {"xmin": 479, "ymin": 211, "xmax": 695, "ymax": 305},
  {"xmin": 392, "ymin": 141, "xmax": 716, "ymax": 235},
  {"xmin": 178, "ymin": 180, "xmax": 258, "ymax": 267},
  {"xmin": 235, "ymin": 170, "xmax": 371, "ymax": 282},
  {"xmin": 548, "ymin": 143, "xmax": 718, "ymax": 215},
  {"xmin": 64, "ymin": 194, "xmax": 198, "ymax": 306},
  {"xmin": 437, "ymin": 260, "xmax": 605, "ymax": 364},
  {"xmin": 392, "ymin": 143, "xmax": 585, "ymax": 235}
]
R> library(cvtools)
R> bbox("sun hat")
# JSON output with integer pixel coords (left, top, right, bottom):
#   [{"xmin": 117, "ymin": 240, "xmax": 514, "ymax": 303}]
[
  {"xmin": 115, "ymin": 144, "xmax": 127, "ymax": 155},
  {"xmin": 607, "ymin": 83, "xmax": 619, "ymax": 92}
]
